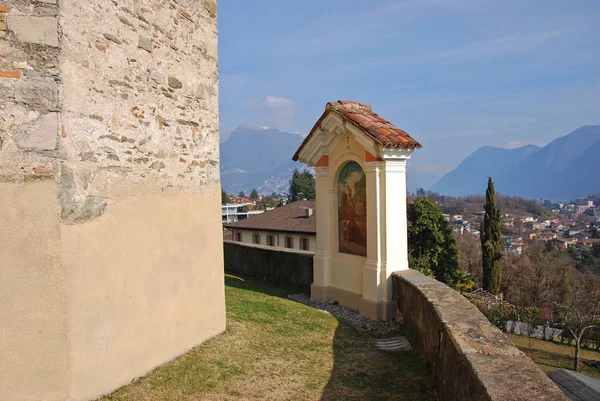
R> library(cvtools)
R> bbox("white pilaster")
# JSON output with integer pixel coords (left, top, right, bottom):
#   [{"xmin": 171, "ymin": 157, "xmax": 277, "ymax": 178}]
[
  {"xmin": 312, "ymin": 166, "xmax": 330, "ymax": 301},
  {"xmin": 362, "ymin": 161, "xmax": 383, "ymax": 304},
  {"xmin": 381, "ymin": 148, "xmax": 413, "ymax": 304}
]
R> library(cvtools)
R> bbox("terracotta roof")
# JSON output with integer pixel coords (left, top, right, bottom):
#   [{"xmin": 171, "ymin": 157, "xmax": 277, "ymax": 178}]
[
  {"xmin": 293, "ymin": 100, "xmax": 421, "ymax": 161},
  {"xmin": 226, "ymin": 200, "xmax": 316, "ymax": 234}
]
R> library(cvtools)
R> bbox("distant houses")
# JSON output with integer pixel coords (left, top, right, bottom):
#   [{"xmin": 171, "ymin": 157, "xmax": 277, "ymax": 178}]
[
  {"xmin": 440, "ymin": 196, "xmax": 599, "ymax": 256},
  {"xmin": 504, "ymin": 237, "xmax": 524, "ymax": 255},
  {"xmin": 447, "ymin": 214, "xmax": 480, "ymax": 236}
]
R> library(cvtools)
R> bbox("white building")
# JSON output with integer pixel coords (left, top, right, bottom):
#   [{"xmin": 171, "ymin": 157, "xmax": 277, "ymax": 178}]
[
  {"xmin": 227, "ymin": 200, "xmax": 316, "ymax": 252},
  {"xmin": 222, "ymin": 203, "xmax": 264, "ymax": 224}
]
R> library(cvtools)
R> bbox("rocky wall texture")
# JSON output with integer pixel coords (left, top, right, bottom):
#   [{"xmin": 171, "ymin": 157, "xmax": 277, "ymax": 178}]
[
  {"xmin": 392, "ymin": 270, "xmax": 568, "ymax": 401},
  {"xmin": 0, "ymin": 0, "xmax": 219, "ymax": 222}
]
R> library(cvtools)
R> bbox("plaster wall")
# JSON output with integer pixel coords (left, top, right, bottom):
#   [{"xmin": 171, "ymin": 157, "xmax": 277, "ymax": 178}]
[
  {"xmin": 240, "ymin": 229, "xmax": 253, "ymax": 244},
  {"xmin": 0, "ymin": 180, "xmax": 69, "ymax": 401},
  {"xmin": 63, "ymin": 184, "xmax": 225, "ymax": 401}
]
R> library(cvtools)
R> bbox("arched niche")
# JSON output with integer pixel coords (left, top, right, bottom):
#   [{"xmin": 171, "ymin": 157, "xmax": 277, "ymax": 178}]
[{"xmin": 336, "ymin": 161, "xmax": 367, "ymax": 256}]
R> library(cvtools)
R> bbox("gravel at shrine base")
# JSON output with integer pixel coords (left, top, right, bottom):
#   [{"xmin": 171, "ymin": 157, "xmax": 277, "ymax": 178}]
[{"xmin": 287, "ymin": 293, "xmax": 401, "ymax": 336}]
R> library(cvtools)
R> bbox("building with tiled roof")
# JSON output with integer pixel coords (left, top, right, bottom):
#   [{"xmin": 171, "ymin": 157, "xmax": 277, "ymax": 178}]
[{"xmin": 227, "ymin": 200, "xmax": 316, "ymax": 252}]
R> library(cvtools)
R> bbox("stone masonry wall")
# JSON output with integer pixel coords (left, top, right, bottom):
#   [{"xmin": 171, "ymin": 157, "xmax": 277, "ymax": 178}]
[
  {"xmin": 0, "ymin": 1, "xmax": 61, "ymax": 184},
  {"xmin": 1, "ymin": 0, "xmax": 219, "ymax": 218}
]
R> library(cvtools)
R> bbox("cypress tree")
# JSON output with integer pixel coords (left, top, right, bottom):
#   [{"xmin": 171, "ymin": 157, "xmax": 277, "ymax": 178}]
[
  {"xmin": 481, "ymin": 177, "xmax": 503, "ymax": 294},
  {"xmin": 287, "ymin": 168, "xmax": 301, "ymax": 202}
]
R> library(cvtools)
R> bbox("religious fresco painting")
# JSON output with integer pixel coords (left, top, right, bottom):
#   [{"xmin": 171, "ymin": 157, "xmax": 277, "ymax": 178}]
[{"xmin": 338, "ymin": 161, "xmax": 367, "ymax": 256}]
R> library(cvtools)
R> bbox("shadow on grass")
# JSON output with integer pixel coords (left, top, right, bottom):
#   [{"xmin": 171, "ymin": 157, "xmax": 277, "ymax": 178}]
[
  {"xmin": 225, "ymin": 272, "xmax": 291, "ymax": 299},
  {"xmin": 225, "ymin": 273, "xmax": 435, "ymax": 401}
]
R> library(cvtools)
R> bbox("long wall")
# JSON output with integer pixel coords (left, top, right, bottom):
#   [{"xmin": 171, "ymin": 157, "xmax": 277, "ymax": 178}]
[
  {"xmin": 224, "ymin": 240, "xmax": 314, "ymax": 293},
  {"xmin": 392, "ymin": 270, "xmax": 568, "ymax": 401},
  {"xmin": 0, "ymin": 1, "xmax": 224, "ymax": 400}
]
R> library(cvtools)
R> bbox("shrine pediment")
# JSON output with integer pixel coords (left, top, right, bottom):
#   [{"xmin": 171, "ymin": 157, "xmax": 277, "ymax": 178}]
[{"xmin": 293, "ymin": 100, "xmax": 421, "ymax": 166}]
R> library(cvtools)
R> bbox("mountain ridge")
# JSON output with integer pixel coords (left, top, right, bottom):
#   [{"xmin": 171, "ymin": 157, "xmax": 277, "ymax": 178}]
[
  {"xmin": 432, "ymin": 125, "xmax": 600, "ymax": 200},
  {"xmin": 220, "ymin": 126, "xmax": 305, "ymax": 194},
  {"xmin": 431, "ymin": 144, "xmax": 540, "ymax": 196}
]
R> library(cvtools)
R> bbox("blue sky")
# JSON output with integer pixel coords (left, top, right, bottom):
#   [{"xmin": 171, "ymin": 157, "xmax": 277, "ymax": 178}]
[{"xmin": 218, "ymin": 0, "xmax": 600, "ymax": 188}]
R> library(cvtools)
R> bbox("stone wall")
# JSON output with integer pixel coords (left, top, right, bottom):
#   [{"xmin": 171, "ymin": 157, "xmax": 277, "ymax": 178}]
[
  {"xmin": 224, "ymin": 240, "xmax": 314, "ymax": 293},
  {"xmin": 0, "ymin": 1, "xmax": 224, "ymax": 400},
  {"xmin": 1, "ymin": 0, "xmax": 219, "ymax": 214},
  {"xmin": 392, "ymin": 270, "xmax": 568, "ymax": 401}
]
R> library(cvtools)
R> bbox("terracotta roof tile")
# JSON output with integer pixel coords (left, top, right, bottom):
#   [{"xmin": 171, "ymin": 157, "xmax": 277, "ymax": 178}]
[
  {"xmin": 226, "ymin": 200, "xmax": 316, "ymax": 234},
  {"xmin": 293, "ymin": 100, "xmax": 421, "ymax": 161}
]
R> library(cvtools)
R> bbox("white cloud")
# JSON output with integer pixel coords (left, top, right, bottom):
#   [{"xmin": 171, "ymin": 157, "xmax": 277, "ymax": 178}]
[
  {"xmin": 420, "ymin": 29, "xmax": 569, "ymax": 62},
  {"xmin": 506, "ymin": 141, "xmax": 525, "ymax": 149},
  {"xmin": 347, "ymin": 29, "xmax": 569, "ymax": 70},
  {"xmin": 244, "ymin": 96, "xmax": 298, "ymax": 131}
]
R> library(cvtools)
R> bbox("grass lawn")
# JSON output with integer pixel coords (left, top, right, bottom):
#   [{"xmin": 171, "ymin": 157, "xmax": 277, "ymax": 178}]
[
  {"xmin": 507, "ymin": 333, "xmax": 600, "ymax": 380},
  {"xmin": 101, "ymin": 274, "xmax": 435, "ymax": 401}
]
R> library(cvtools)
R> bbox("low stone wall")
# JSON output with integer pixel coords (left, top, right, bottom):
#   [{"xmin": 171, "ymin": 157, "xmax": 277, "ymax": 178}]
[
  {"xmin": 224, "ymin": 241, "xmax": 313, "ymax": 293},
  {"xmin": 392, "ymin": 270, "xmax": 568, "ymax": 401}
]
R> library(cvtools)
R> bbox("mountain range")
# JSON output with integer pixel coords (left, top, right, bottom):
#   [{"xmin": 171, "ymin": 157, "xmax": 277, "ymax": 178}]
[
  {"xmin": 220, "ymin": 125, "xmax": 305, "ymax": 195},
  {"xmin": 431, "ymin": 125, "xmax": 600, "ymax": 201}
]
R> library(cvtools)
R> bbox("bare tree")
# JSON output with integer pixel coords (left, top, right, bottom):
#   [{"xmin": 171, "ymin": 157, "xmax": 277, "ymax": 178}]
[
  {"xmin": 456, "ymin": 232, "xmax": 482, "ymax": 286},
  {"xmin": 525, "ymin": 243, "xmax": 570, "ymax": 307},
  {"xmin": 503, "ymin": 243, "xmax": 573, "ymax": 308},
  {"xmin": 502, "ymin": 253, "xmax": 528, "ymax": 306},
  {"xmin": 554, "ymin": 277, "xmax": 600, "ymax": 372}
]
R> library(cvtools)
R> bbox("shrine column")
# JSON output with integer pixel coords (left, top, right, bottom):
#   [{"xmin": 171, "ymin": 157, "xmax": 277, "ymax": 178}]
[
  {"xmin": 381, "ymin": 150, "xmax": 413, "ymax": 306},
  {"xmin": 311, "ymin": 161, "xmax": 331, "ymax": 301},
  {"xmin": 359, "ymin": 160, "xmax": 385, "ymax": 319}
]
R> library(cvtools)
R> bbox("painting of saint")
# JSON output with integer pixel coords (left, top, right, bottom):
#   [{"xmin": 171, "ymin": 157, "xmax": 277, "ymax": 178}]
[{"xmin": 338, "ymin": 161, "xmax": 367, "ymax": 256}]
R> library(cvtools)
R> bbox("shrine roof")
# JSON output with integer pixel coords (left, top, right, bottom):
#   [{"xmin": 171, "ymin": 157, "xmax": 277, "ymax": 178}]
[{"xmin": 293, "ymin": 100, "xmax": 421, "ymax": 161}]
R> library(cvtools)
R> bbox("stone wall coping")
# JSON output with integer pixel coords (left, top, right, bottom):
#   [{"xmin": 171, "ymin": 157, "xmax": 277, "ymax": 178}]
[{"xmin": 392, "ymin": 269, "xmax": 568, "ymax": 401}]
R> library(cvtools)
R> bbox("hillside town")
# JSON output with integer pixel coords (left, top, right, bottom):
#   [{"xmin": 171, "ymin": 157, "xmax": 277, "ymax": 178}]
[
  {"xmin": 440, "ymin": 198, "xmax": 600, "ymax": 256},
  {"xmin": 223, "ymin": 187, "xmax": 600, "ymax": 258}
]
